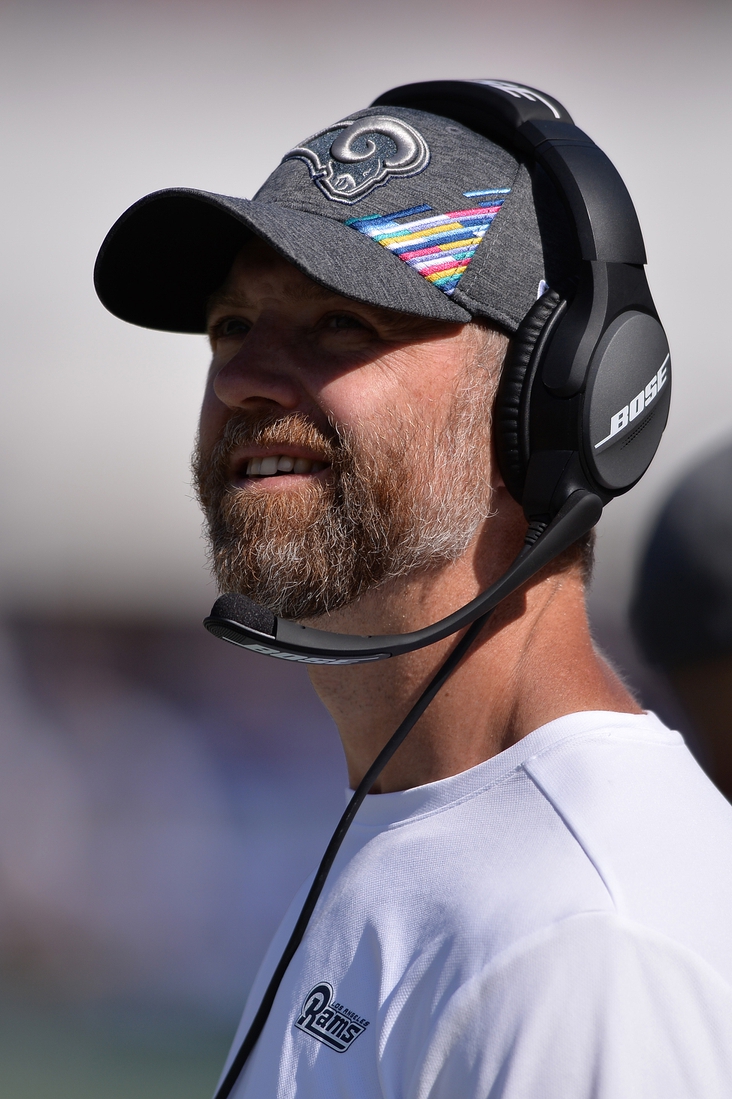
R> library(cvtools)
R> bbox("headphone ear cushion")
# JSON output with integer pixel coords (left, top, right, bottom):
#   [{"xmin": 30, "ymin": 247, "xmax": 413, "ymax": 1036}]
[{"xmin": 494, "ymin": 289, "xmax": 563, "ymax": 503}]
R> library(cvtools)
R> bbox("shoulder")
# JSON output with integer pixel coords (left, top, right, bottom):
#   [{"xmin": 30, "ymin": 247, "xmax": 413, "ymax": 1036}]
[
  {"xmin": 519, "ymin": 711, "xmax": 732, "ymax": 982},
  {"xmin": 406, "ymin": 911, "xmax": 732, "ymax": 1099},
  {"xmin": 346, "ymin": 713, "xmax": 732, "ymax": 973}
]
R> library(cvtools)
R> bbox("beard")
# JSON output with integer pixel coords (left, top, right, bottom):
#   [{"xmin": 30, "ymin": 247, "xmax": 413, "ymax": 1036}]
[{"xmin": 192, "ymin": 359, "xmax": 498, "ymax": 621}]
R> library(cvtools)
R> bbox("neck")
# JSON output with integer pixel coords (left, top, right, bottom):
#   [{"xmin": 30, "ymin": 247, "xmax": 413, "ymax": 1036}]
[{"xmin": 305, "ymin": 506, "xmax": 640, "ymax": 793}]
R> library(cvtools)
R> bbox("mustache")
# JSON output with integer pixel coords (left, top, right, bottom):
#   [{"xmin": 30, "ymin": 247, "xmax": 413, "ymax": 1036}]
[
  {"xmin": 198, "ymin": 411, "xmax": 342, "ymax": 483},
  {"xmin": 192, "ymin": 410, "xmax": 365, "ymax": 528}
]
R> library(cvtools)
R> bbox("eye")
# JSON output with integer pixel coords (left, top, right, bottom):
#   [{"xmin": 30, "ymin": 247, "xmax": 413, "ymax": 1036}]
[
  {"xmin": 324, "ymin": 313, "xmax": 368, "ymax": 332},
  {"xmin": 213, "ymin": 316, "xmax": 250, "ymax": 340}
]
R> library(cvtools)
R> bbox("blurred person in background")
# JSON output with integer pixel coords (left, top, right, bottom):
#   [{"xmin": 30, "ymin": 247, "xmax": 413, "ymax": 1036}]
[
  {"xmin": 632, "ymin": 441, "xmax": 732, "ymax": 800},
  {"xmin": 94, "ymin": 85, "xmax": 732, "ymax": 1097}
]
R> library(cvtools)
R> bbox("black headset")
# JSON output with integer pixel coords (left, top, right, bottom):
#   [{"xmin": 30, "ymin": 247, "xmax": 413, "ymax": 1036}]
[{"xmin": 204, "ymin": 78, "xmax": 671, "ymax": 664}]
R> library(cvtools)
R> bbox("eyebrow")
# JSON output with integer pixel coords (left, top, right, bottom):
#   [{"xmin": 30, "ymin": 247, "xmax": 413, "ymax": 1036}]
[
  {"xmin": 207, "ymin": 279, "xmax": 341, "ymax": 318},
  {"xmin": 207, "ymin": 289, "xmax": 238, "ymax": 309}
]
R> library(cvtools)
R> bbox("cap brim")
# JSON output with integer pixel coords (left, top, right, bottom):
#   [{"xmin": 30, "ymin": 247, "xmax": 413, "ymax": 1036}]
[{"xmin": 94, "ymin": 188, "xmax": 472, "ymax": 333}]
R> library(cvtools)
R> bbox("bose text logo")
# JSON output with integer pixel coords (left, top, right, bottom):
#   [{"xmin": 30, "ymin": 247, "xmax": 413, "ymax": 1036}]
[
  {"xmin": 242, "ymin": 643, "xmax": 387, "ymax": 665},
  {"xmin": 594, "ymin": 354, "xmax": 669, "ymax": 451},
  {"xmin": 477, "ymin": 80, "xmax": 562, "ymax": 119},
  {"xmin": 294, "ymin": 982, "xmax": 370, "ymax": 1053}
]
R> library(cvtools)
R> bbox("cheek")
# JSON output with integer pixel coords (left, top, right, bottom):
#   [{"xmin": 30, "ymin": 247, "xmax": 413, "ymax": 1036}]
[
  {"xmin": 314, "ymin": 373, "xmax": 394, "ymax": 430},
  {"xmin": 314, "ymin": 351, "xmax": 446, "ymax": 432}
]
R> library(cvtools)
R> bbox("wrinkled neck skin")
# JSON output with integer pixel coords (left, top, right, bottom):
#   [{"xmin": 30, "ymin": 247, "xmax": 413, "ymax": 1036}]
[{"xmin": 305, "ymin": 487, "xmax": 641, "ymax": 793}]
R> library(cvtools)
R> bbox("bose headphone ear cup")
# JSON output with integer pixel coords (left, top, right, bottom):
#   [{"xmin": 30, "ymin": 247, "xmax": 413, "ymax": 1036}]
[{"xmin": 494, "ymin": 289, "xmax": 563, "ymax": 503}]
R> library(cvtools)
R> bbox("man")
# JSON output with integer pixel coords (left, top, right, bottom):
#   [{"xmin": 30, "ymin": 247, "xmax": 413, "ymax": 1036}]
[{"xmin": 95, "ymin": 93, "xmax": 732, "ymax": 1097}]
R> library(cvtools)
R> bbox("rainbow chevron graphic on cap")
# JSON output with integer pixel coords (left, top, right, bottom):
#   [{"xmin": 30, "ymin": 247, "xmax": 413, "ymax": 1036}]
[{"xmin": 346, "ymin": 189, "xmax": 510, "ymax": 296}]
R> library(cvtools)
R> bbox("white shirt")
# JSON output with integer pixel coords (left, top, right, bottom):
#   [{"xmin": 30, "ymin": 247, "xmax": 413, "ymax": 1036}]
[{"xmin": 223, "ymin": 711, "xmax": 732, "ymax": 1098}]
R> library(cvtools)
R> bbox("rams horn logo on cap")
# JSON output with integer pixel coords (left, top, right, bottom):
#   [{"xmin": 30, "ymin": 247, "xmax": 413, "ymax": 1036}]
[{"xmin": 283, "ymin": 116, "xmax": 430, "ymax": 205}]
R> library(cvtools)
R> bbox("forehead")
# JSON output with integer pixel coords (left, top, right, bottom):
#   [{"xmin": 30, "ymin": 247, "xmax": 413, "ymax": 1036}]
[
  {"xmin": 207, "ymin": 237, "xmax": 467, "ymax": 341},
  {"xmin": 210, "ymin": 238, "xmax": 334, "ymax": 308}
]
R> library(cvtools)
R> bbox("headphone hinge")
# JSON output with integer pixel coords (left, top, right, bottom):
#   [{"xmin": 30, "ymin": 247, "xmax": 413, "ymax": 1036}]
[
  {"xmin": 542, "ymin": 261, "xmax": 609, "ymax": 397},
  {"xmin": 521, "ymin": 449, "xmax": 575, "ymax": 522}
]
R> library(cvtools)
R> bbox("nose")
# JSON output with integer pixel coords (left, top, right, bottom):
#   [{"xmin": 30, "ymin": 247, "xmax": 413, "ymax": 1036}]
[{"xmin": 212, "ymin": 319, "xmax": 304, "ymax": 414}]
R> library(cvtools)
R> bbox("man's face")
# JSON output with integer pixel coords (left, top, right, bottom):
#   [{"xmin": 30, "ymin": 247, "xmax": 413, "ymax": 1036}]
[{"xmin": 194, "ymin": 238, "xmax": 507, "ymax": 620}]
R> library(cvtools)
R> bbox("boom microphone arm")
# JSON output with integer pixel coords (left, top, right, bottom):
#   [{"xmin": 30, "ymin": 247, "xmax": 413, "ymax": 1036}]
[{"xmin": 204, "ymin": 490, "xmax": 603, "ymax": 664}]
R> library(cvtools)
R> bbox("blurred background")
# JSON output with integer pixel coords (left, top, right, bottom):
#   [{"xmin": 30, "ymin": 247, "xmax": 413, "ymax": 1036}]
[{"xmin": 0, "ymin": 0, "xmax": 731, "ymax": 1094}]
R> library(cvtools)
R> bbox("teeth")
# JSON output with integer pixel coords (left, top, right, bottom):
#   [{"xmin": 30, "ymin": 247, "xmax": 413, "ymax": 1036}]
[
  {"xmin": 259, "ymin": 456, "xmax": 279, "ymax": 476},
  {"xmin": 245, "ymin": 455, "xmax": 328, "ymax": 478}
]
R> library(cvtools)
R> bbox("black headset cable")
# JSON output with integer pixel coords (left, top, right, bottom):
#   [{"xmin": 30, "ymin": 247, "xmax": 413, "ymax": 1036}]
[{"xmin": 212, "ymin": 594, "xmax": 509, "ymax": 1099}]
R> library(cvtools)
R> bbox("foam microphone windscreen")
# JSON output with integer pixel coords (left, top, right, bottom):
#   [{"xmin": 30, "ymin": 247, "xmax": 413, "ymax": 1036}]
[{"xmin": 209, "ymin": 594, "xmax": 276, "ymax": 637}]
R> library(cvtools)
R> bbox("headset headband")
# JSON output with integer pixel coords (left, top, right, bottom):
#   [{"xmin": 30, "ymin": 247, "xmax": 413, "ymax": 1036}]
[{"xmin": 373, "ymin": 80, "xmax": 646, "ymax": 268}]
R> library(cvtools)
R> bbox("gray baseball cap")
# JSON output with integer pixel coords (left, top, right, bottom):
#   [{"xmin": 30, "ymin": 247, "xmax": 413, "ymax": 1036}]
[{"xmin": 94, "ymin": 105, "xmax": 575, "ymax": 335}]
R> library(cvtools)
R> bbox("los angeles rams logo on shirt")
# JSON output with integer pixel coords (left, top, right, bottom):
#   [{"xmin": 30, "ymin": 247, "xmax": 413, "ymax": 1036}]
[{"xmin": 294, "ymin": 982, "xmax": 370, "ymax": 1052}]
